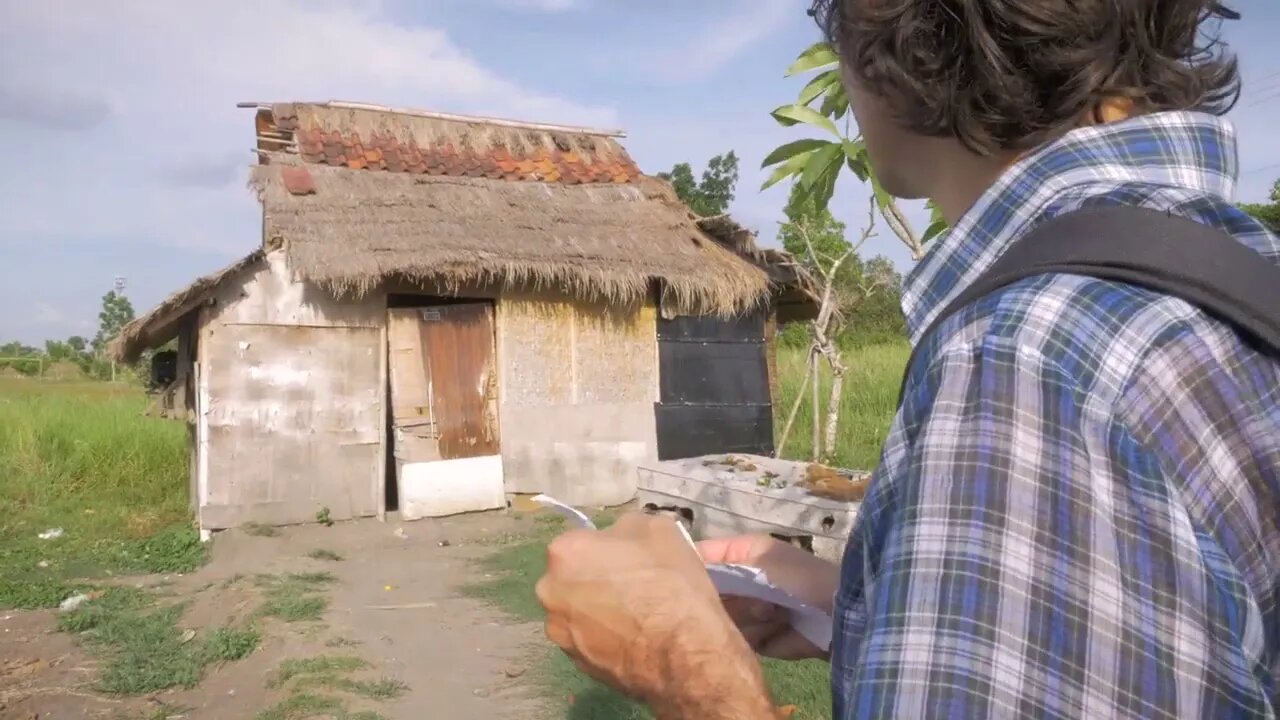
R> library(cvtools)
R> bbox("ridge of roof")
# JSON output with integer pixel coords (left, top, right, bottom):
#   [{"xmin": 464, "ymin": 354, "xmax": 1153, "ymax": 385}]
[{"xmin": 245, "ymin": 101, "xmax": 640, "ymax": 185}]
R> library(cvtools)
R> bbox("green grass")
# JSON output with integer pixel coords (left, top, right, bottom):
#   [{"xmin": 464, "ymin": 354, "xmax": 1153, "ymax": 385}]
[
  {"xmin": 128, "ymin": 701, "xmax": 191, "ymax": 720},
  {"xmin": 0, "ymin": 379, "xmax": 199, "ymax": 609},
  {"xmin": 269, "ymin": 657, "xmax": 370, "ymax": 687},
  {"xmin": 261, "ymin": 656, "xmax": 406, "ymax": 719},
  {"xmin": 56, "ymin": 586, "xmax": 260, "ymax": 694},
  {"xmin": 256, "ymin": 692, "xmax": 388, "ymax": 720},
  {"xmin": 775, "ymin": 342, "xmax": 909, "ymax": 469},
  {"xmin": 307, "ymin": 548, "xmax": 344, "ymax": 562},
  {"xmin": 255, "ymin": 572, "xmax": 337, "ymax": 622}
]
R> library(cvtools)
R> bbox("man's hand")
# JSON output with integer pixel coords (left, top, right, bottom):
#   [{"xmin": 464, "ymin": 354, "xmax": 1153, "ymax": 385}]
[
  {"xmin": 535, "ymin": 512, "xmax": 779, "ymax": 719},
  {"xmin": 696, "ymin": 535, "xmax": 841, "ymax": 661}
]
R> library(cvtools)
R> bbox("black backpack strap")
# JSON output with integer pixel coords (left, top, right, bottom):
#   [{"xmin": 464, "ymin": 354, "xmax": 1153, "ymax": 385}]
[{"xmin": 898, "ymin": 205, "xmax": 1280, "ymax": 405}]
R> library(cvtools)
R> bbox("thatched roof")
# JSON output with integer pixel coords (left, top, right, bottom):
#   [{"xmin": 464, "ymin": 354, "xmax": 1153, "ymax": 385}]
[
  {"xmin": 112, "ymin": 102, "xmax": 816, "ymax": 362},
  {"xmin": 110, "ymin": 251, "xmax": 263, "ymax": 363},
  {"xmin": 252, "ymin": 157, "xmax": 770, "ymax": 316},
  {"xmin": 241, "ymin": 101, "xmax": 775, "ymax": 315}
]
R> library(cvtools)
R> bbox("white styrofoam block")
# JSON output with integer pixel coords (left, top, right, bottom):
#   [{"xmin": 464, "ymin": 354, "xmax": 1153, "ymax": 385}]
[
  {"xmin": 399, "ymin": 455, "xmax": 506, "ymax": 520},
  {"xmin": 635, "ymin": 455, "xmax": 859, "ymax": 540}
]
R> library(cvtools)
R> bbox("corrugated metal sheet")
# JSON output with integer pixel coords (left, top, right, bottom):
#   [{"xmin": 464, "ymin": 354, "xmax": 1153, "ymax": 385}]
[{"xmin": 654, "ymin": 309, "xmax": 774, "ymax": 460}]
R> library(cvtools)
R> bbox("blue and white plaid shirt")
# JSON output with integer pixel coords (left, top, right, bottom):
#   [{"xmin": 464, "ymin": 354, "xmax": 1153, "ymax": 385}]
[{"xmin": 831, "ymin": 111, "xmax": 1280, "ymax": 719}]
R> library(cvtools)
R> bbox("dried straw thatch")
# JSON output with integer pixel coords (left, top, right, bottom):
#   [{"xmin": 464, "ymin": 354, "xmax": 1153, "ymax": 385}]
[
  {"xmin": 250, "ymin": 157, "xmax": 771, "ymax": 316},
  {"xmin": 110, "ymin": 251, "xmax": 264, "ymax": 363}
]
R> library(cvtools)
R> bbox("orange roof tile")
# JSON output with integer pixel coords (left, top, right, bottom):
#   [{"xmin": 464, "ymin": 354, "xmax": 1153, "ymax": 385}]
[{"xmin": 284, "ymin": 122, "xmax": 640, "ymax": 185}]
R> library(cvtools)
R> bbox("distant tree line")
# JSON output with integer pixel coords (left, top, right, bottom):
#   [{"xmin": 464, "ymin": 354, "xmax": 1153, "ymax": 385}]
[
  {"xmin": 1241, "ymin": 180, "xmax": 1280, "ymax": 233},
  {"xmin": 660, "ymin": 151, "xmax": 907, "ymax": 348},
  {"xmin": 0, "ymin": 289, "xmax": 143, "ymax": 381}
]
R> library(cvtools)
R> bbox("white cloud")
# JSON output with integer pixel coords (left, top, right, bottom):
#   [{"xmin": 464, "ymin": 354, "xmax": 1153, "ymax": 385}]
[
  {"xmin": 647, "ymin": 0, "xmax": 794, "ymax": 84},
  {"xmin": 497, "ymin": 0, "xmax": 580, "ymax": 11},
  {"xmin": 0, "ymin": 0, "xmax": 618, "ymax": 255}
]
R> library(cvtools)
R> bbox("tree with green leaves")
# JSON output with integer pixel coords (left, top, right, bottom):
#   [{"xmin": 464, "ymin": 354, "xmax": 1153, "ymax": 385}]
[
  {"xmin": 92, "ymin": 289, "xmax": 136, "ymax": 357},
  {"xmin": 775, "ymin": 195, "xmax": 885, "ymax": 461},
  {"xmin": 659, "ymin": 151, "xmax": 741, "ymax": 217},
  {"xmin": 779, "ymin": 183, "xmax": 906, "ymax": 348},
  {"xmin": 1241, "ymin": 180, "xmax": 1280, "ymax": 233},
  {"xmin": 762, "ymin": 42, "xmax": 947, "ymax": 260}
]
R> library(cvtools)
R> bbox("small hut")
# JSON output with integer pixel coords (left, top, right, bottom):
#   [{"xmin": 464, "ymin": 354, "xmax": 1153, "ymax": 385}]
[{"xmin": 112, "ymin": 101, "xmax": 814, "ymax": 532}]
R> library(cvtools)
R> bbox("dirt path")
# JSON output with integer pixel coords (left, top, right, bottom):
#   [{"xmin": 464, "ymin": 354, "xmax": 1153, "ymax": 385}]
[{"xmin": 0, "ymin": 512, "xmax": 550, "ymax": 720}]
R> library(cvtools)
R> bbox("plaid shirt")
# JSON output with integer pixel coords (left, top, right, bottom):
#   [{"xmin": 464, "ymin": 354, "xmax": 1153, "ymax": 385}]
[{"xmin": 831, "ymin": 111, "xmax": 1280, "ymax": 719}]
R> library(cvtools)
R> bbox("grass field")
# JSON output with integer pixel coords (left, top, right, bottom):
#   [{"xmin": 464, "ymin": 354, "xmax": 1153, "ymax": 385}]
[
  {"xmin": 775, "ymin": 341, "xmax": 909, "ymax": 469},
  {"xmin": 0, "ymin": 342, "xmax": 908, "ymax": 718},
  {"xmin": 0, "ymin": 378, "xmax": 200, "ymax": 609}
]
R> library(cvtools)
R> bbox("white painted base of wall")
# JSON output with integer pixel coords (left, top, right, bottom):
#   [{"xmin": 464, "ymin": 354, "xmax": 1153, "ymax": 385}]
[{"xmin": 399, "ymin": 455, "xmax": 506, "ymax": 521}]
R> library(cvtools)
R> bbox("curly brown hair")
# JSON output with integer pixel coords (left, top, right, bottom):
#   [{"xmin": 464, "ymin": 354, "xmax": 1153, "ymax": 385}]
[{"xmin": 811, "ymin": 0, "xmax": 1242, "ymax": 155}]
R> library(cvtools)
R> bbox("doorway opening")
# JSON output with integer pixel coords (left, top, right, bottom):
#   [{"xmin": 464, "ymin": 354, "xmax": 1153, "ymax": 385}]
[{"xmin": 384, "ymin": 294, "xmax": 501, "ymax": 517}]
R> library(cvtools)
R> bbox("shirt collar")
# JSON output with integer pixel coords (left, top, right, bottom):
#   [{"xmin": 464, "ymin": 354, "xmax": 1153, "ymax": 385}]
[{"xmin": 900, "ymin": 111, "xmax": 1240, "ymax": 345}]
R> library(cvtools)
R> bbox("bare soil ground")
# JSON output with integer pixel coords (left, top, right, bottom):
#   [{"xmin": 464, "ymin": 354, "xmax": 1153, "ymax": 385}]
[{"xmin": 0, "ymin": 512, "xmax": 548, "ymax": 720}]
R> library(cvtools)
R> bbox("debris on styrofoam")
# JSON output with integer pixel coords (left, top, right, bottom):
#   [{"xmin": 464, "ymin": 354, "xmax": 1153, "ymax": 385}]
[{"xmin": 38, "ymin": 528, "xmax": 64, "ymax": 540}]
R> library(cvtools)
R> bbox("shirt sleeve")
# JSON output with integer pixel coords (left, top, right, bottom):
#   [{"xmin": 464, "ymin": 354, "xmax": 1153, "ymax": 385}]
[{"xmin": 833, "ymin": 337, "xmax": 1163, "ymax": 719}]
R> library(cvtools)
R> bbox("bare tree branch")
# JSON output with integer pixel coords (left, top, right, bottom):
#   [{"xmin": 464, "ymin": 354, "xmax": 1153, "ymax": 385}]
[{"xmin": 879, "ymin": 199, "xmax": 924, "ymax": 260}]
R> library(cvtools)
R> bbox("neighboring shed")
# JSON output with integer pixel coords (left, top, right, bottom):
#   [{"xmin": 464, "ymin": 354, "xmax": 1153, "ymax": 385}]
[{"xmin": 113, "ymin": 101, "xmax": 815, "ymax": 532}]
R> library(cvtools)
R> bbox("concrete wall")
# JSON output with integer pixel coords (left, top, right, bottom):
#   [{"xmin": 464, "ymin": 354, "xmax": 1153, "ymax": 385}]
[
  {"xmin": 195, "ymin": 251, "xmax": 385, "ymax": 529},
  {"xmin": 496, "ymin": 293, "xmax": 658, "ymax": 506}
]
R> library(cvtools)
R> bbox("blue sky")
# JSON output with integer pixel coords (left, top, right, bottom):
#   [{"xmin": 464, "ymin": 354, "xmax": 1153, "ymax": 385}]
[{"xmin": 2, "ymin": 0, "xmax": 1278, "ymax": 345}]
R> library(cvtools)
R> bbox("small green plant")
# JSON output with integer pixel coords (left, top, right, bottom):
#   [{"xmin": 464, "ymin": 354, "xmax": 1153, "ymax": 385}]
[
  {"xmin": 307, "ymin": 548, "xmax": 343, "ymax": 562},
  {"xmin": 292, "ymin": 675, "xmax": 408, "ymax": 701},
  {"xmin": 255, "ymin": 572, "xmax": 336, "ymax": 623},
  {"xmin": 269, "ymin": 656, "xmax": 369, "ymax": 688},
  {"xmin": 316, "ymin": 507, "xmax": 334, "ymax": 527},
  {"xmin": 256, "ymin": 692, "xmax": 387, "ymax": 720},
  {"xmin": 201, "ymin": 626, "xmax": 261, "ymax": 662},
  {"xmin": 134, "ymin": 701, "xmax": 191, "ymax": 720},
  {"xmin": 260, "ymin": 655, "xmax": 404, "ymax": 720},
  {"xmin": 256, "ymin": 692, "xmax": 343, "ymax": 720}
]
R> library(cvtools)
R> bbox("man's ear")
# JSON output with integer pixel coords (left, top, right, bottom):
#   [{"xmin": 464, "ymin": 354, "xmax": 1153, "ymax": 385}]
[{"xmin": 1089, "ymin": 96, "xmax": 1138, "ymax": 125}]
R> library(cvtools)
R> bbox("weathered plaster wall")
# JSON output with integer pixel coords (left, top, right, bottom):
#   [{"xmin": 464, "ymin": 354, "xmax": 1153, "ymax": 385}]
[
  {"xmin": 196, "ymin": 250, "xmax": 385, "ymax": 529},
  {"xmin": 497, "ymin": 293, "xmax": 658, "ymax": 506}
]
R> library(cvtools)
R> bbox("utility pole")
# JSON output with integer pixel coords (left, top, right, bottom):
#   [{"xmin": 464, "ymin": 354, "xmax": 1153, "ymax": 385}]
[{"xmin": 111, "ymin": 276, "xmax": 126, "ymax": 382}]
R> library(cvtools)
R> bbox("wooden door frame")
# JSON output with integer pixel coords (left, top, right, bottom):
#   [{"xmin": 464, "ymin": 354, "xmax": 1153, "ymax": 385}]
[{"xmin": 384, "ymin": 295, "xmax": 501, "ymax": 516}]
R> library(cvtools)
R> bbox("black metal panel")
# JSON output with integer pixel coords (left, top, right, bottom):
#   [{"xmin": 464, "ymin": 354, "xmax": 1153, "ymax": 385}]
[
  {"xmin": 655, "ymin": 404, "xmax": 774, "ymax": 460},
  {"xmin": 656, "ymin": 309, "xmax": 766, "ymax": 343},
  {"xmin": 654, "ymin": 310, "xmax": 775, "ymax": 460},
  {"xmin": 658, "ymin": 342, "xmax": 770, "ymax": 406}
]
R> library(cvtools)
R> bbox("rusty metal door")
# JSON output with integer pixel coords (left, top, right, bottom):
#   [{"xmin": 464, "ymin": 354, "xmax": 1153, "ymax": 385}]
[
  {"xmin": 387, "ymin": 303, "xmax": 502, "ymax": 519},
  {"xmin": 418, "ymin": 303, "xmax": 499, "ymax": 457}
]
